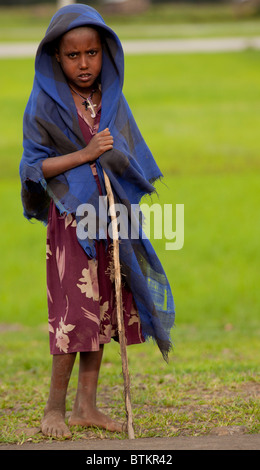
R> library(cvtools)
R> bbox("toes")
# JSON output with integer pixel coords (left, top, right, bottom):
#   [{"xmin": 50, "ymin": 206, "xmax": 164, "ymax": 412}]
[
  {"xmin": 41, "ymin": 418, "xmax": 72, "ymax": 439},
  {"xmin": 61, "ymin": 427, "xmax": 72, "ymax": 439},
  {"xmin": 42, "ymin": 424, "xmax": 71, "ymax": 439}
]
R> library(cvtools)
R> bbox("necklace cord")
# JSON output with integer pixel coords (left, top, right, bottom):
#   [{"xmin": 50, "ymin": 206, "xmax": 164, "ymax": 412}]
[{"xmin": 69, "ymin": 84, "xmax": 98, "ymax": 118}]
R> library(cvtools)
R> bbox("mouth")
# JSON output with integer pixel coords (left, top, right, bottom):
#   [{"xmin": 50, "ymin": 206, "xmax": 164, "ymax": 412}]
[{"xmin": 78, "ymin": 73, "xmax": 92, "ymax": 82}]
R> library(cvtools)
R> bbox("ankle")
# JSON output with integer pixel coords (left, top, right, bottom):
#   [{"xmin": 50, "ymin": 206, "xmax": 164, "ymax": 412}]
[
  {"xmin": 72, "ymin": 396, "xmax": 96, "ymax": 416},
  {"xmin": 44, "ymin": 401, "xmax": 66, "ymax": 417}
]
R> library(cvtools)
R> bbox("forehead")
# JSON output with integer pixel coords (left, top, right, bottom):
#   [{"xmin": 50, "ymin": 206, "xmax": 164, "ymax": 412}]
[{"xmin": 60, "ymin": 27, "xmax": 101, "ymax": 48}]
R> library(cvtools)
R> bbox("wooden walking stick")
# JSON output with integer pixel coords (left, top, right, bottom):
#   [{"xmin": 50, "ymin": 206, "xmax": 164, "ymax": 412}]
[{"xmin": 103, "ymin": 170, "xmax": 135, "ymax": 440}]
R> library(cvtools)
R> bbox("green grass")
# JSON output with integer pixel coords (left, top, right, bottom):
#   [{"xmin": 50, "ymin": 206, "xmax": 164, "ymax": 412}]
[
  {"xmin": 1, "ymin": 3, "xmax": 260, "ymax": 41},
  {"xmin": 125, "ymin": 51, "xmax": 260, "ymax": 175},
  {"xmin": 0, "ymin": 50, "xmax": 260, "ymax": 443}
]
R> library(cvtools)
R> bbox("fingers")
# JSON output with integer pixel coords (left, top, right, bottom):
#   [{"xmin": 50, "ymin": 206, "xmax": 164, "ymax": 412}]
[
  {"xmin": 99, "ymin": 128, "xmax": 112, "ymax": 135},
  {"xmin": 99, "ymin": 127, "xmax": 112, "ymax": 138},
  {"xmin": 97, "ymin": 128, "xmax": 113, "ymax": 149},
  {"xmin": 84, "ymin": 128, "xmax": 114, "ymax": 162}
]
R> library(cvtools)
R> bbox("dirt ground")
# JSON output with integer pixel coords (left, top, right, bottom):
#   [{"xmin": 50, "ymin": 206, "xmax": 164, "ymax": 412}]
[
  {"xmin": 0, "ymin": 377, "xmax": 259, "ymax": 452},
  {"xmin": 1, "ymin": 433, "xmax": 259, "ymax": 451}
]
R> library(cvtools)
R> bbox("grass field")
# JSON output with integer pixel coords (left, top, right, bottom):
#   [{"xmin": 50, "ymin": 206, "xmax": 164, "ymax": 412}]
[
  {"xmin": 1, "ymin": 3, "xmax": 260, "ymax": 41},
  {"xmin": 0, "ymin": 44, "xmax": 259, "ymax": 441}
]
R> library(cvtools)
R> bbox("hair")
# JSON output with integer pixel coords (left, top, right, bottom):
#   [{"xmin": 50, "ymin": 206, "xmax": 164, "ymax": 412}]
[{"xmin": 52, "ymin": 25, "xmax": 105, "ymax": 55}]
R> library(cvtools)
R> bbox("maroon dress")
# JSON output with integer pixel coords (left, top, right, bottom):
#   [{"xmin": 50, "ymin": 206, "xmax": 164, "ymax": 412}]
[{"xmin": 46, "ymin": 104, "xmax": 144, "ymax": 354}]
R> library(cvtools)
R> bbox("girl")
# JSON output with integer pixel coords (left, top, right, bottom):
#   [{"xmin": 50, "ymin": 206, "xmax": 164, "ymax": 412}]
[{"xmin": 20, "ymin": 4, "xmax": 175, "ymax": 439}]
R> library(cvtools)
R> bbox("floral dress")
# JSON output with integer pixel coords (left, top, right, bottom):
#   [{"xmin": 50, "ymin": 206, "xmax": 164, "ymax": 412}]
[{"xmin": 46, "ymin": 105, "xmax": 144, "ymax": 354}]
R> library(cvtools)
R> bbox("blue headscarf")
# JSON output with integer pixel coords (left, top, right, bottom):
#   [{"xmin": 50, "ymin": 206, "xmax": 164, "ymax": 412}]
[{"xmin": 20, "ymin": 3, "xmax": 175, "ymax": 360}]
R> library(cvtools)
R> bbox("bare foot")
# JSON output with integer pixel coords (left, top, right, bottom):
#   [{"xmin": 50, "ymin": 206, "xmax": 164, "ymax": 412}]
[
  {"xmin": 41, "ymin": 409, "xmax": 72, "ymax": 439},
  {"xmin": 69, "ymin": 408, "xmax": 124, "ymax": 433}
]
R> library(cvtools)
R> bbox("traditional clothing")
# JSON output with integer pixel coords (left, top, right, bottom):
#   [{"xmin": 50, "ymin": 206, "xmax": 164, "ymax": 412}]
[
  {"xmin": 20, "ymin": 3, "xmax": 175, "ymax": 360},
  {"xmin": 47, "ymin": 108, "xmax": 144, "ymax": 354}
]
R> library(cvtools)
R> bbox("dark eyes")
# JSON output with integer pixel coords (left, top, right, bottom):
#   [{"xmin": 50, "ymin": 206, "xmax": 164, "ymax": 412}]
[
  {"xmin": 68, "ymin": 52, "xmax": 77, "ymax": 58},
  {"xmin": 67, "ymin": 50, "xmax": 97, "ymax": 58}
]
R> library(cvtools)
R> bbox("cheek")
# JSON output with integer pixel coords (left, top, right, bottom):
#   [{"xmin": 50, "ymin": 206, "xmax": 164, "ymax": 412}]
[
  {"xmin": 60, "ymin": 59, "xmax": 76, "ymax": 77},
  {"xmin": 95, "ymin": 55, "xmax": 103, "ymax": 75}
]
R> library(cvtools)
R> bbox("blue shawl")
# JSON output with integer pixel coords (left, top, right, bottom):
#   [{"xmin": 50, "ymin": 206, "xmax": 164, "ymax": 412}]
[{"xmin": 20, "ymin": 3, "xmax": 175, "ymax": 360}]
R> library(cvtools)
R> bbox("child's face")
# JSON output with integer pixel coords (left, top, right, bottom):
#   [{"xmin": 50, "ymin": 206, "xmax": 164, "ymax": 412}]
[{"xmin": 55, "ymin": 27, "xmax": 102, "ymax": 93}]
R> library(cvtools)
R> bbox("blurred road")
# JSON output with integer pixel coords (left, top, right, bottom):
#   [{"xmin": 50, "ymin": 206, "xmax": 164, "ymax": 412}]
[{"xmin": 0, "ymin": 37, "xmax": 260, "ymax": 57}]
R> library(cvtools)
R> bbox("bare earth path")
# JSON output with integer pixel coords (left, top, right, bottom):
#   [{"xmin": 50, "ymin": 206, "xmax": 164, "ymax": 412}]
[
  {"xmin": 1, "ymin": 37, "xmax": 260, "ymax": 57},
  {"xmin": 1, "ymin": 433, "xmax": 259, "ymax": 450}
]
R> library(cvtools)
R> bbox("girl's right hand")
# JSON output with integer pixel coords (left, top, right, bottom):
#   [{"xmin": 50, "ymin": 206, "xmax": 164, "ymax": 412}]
[
  {"xmin": 42, "ymin": 129, "xmax": 114, "ymax": 179},
  {"xmin": 81, "ymin": 128, "xmax": 114, "ymax": 163}
]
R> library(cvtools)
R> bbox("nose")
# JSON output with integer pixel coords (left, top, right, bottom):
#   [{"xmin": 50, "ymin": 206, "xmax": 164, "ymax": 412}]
[{"xmin": 79, "ymin": 54, "xmax": 88, "ymax": 69}]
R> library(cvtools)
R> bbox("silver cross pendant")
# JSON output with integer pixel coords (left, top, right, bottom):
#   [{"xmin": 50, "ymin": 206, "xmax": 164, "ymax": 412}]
[{"xmin": 82, "ymin": 98, "xmax": 97, "ymax": 118}]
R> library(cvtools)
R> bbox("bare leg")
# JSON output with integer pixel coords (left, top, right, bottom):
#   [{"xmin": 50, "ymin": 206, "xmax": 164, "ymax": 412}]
[
  {"xmin": 41, "ymin": 353, "xmax": 76, "ymax": 438},
  {"xmin": 69, "ymin": 346, "xmax": 123, "ymax": 432}
]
